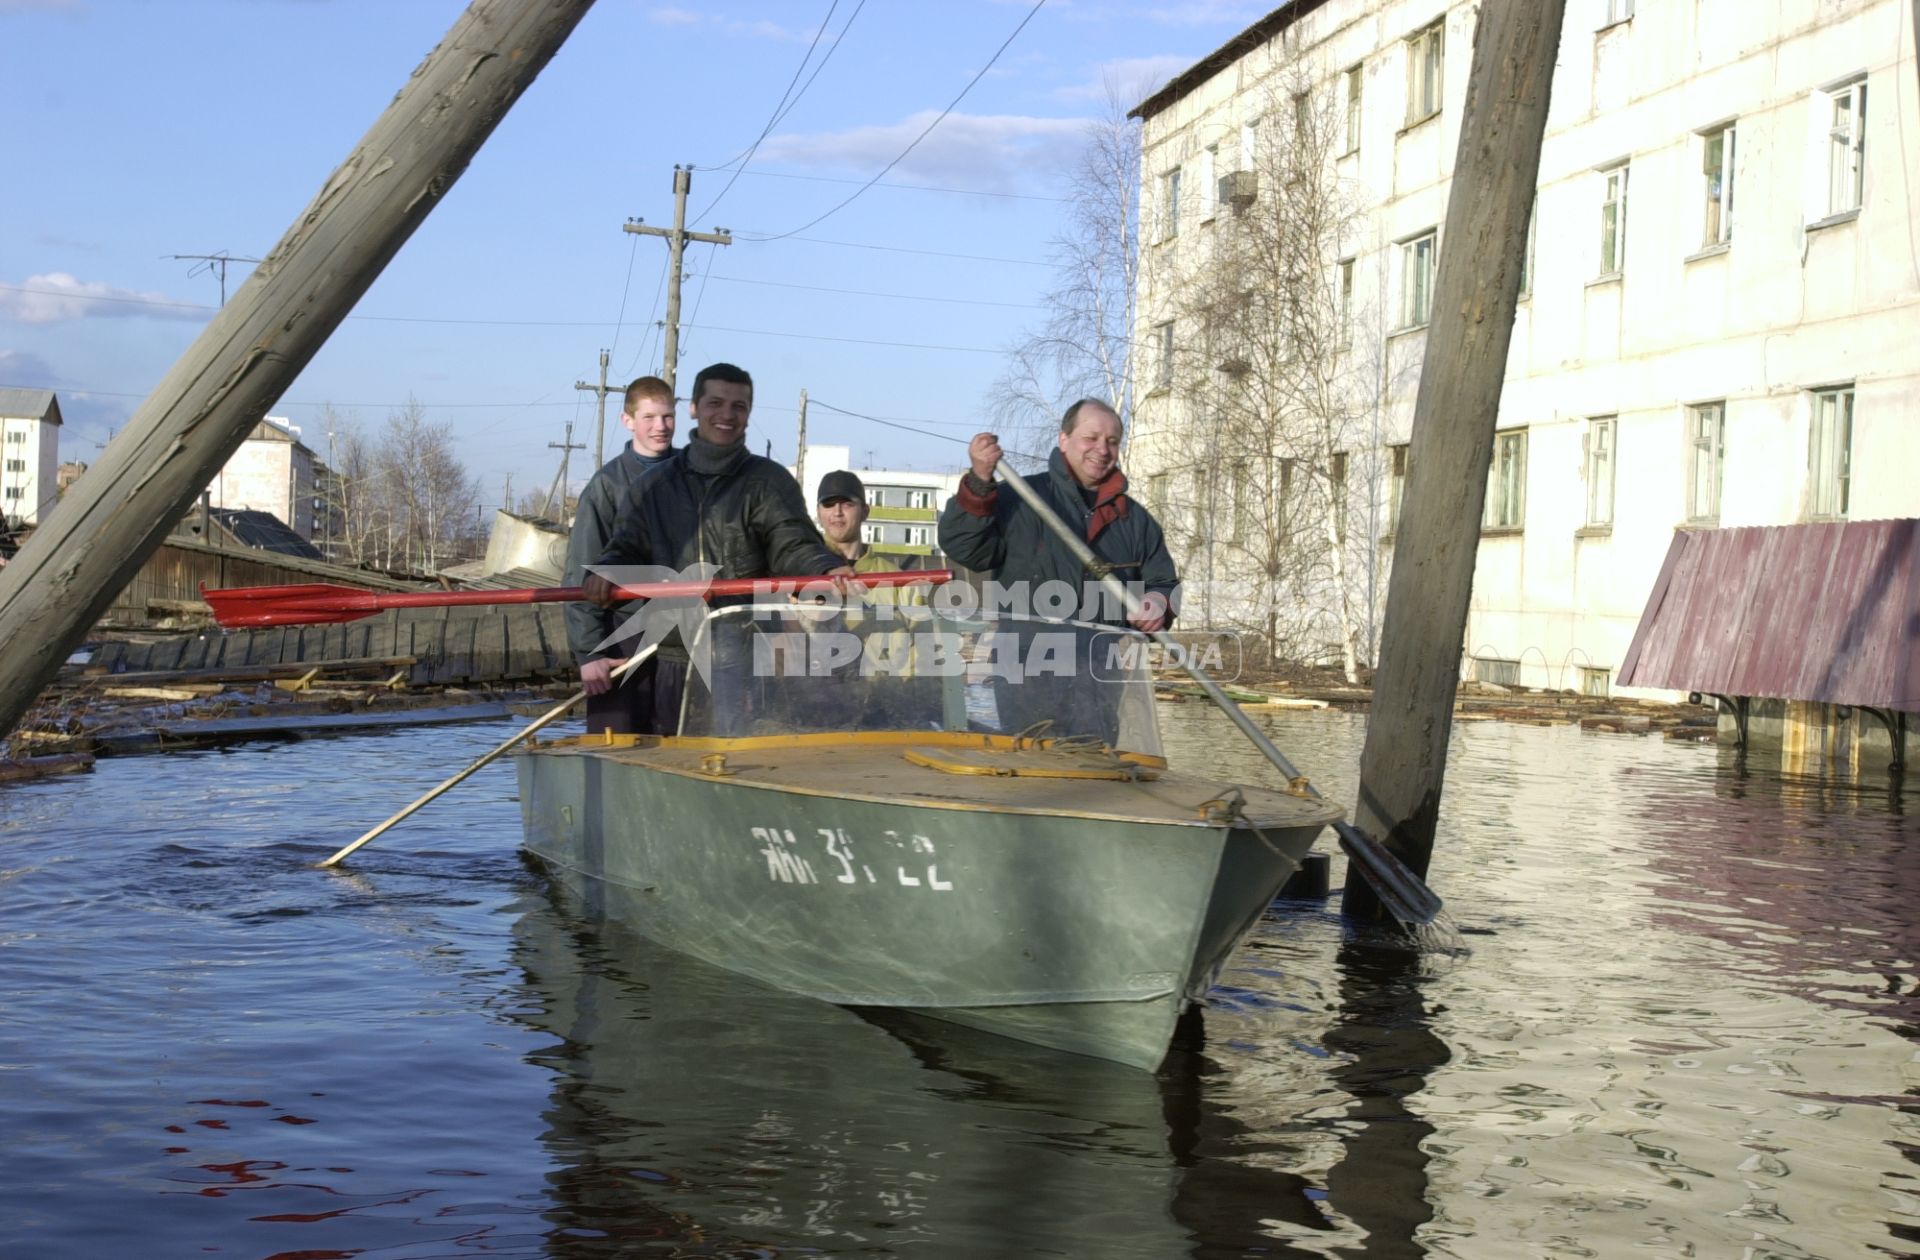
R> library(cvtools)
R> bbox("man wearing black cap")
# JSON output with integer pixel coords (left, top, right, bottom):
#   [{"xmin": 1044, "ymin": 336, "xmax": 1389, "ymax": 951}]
[{"xmin": 815, "ymin": 469, "xmax": 902, "ymax": 576}]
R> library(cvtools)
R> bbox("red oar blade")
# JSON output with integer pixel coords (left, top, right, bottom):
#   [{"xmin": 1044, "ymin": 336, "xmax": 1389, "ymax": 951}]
[{"xmin": 202, "ymin": 569, "xmax": 951, "ymax": 629}]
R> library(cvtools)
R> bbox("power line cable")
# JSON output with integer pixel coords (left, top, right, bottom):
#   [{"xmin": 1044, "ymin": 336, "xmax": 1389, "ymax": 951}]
[
  {"xmin": 606, "ymin": 229, "xmax": 642, "ymax": 365},
  {"xmin": 811, "ymin": 398, "xmax": 1047, "ymax": 462},
  {"xmin": 727, "ymin": 168, "xmax": 1069, "ymax": 203},
  {"xmin": 704, "ymin": 274, "xmax": 1040, "ymax": 309},
  {"xmin": 741, "ymin": 0, "xmax": 1048, "ymax": 242},
  {"xmin": 676, "ymin": 242, "xmax": 721, "ymax": 367},
  {"xmin": 692, "ymin": 0, "xmax": 847, "ymax": 222}
]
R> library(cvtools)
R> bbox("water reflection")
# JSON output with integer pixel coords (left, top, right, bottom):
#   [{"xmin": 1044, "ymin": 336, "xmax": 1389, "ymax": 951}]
[{"xmin": 509, "ymin": 870, "xmax": 1402, "ymax": 1257}]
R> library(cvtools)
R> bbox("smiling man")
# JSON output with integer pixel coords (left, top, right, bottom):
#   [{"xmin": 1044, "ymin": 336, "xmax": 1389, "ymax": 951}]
[
  {"xmin": 585, "ymin": 362, "xmax": 849, "ymax": 732},
  {"xmin": 938, "ymin": 398, "xmax": 1177, "ymax": 633}
]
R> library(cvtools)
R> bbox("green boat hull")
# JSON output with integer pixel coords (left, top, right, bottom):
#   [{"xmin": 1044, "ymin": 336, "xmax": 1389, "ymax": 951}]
[{"xmin": 516, "ymin": 739, "xmax": 1336, "ymax": 1070}]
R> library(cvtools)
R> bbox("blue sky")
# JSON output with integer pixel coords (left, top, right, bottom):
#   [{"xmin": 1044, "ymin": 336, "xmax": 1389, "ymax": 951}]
[{"xmin": 1, "ymin": 0, "xmax": 1263, "ymax": 509}]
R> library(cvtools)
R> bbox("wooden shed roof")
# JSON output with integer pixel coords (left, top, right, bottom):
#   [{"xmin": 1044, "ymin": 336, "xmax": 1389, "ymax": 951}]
[{"xmin": 1619, "ymin": 521, "xmax": 1920, "ymax": 712}]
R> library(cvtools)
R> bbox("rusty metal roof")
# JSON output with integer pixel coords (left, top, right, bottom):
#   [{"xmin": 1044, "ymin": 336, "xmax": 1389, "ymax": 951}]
[{"xmin": 1619, "ymin": 521, "xmax": 1920, "ymax": 711}]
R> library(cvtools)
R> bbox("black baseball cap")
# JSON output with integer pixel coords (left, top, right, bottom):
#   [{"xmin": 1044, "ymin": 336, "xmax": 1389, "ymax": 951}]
[{"xmin": 816, "ymin": 469, "xmax": 865, "ymax": 504}]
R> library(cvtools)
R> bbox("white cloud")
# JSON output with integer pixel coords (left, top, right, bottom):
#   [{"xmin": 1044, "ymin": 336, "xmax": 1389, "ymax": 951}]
[
  {"xmin": 1056, "ymin": 55, "xmax": 1194, "ymax": 102},
  {"xmin": 759, "ymin": 112, "xmax": 1088, "ymax": 193},
  {"xmin": 0, "ymin": 273, "xmax": 206, "ymax": 325},
  {"xmin": 646, "ymin": 6, "xmax": 701, "ymax": 26}
]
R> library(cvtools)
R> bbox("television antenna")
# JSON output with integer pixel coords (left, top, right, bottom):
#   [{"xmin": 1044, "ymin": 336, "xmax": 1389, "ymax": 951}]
[{"xmin": 165, "ymin": 252, "xmax": 264, "ymax": 306}]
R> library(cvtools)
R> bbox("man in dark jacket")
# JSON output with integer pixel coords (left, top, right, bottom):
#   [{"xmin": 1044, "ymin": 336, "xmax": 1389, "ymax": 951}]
[
  {"xmin": 566, "ymin": 374, "xmax": 677, "ymax": 734},
  {"xmin": 584, "ymin": 362, "xmax": 848, "ymax": 733},
  {"xmin": 939, "ymin": 398, "xmax": 1178, "ymax": 633}
]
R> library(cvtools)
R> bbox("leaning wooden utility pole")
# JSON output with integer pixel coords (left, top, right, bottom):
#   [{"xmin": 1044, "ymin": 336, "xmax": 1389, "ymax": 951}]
[
  {"xmin": 624, "ymin": 166, "xmax": 732, "ymax": 395},
  {"xmin": 575, "ymin": 348, "xmax": 614, "ymax": 468},
  {"xmin": 1345, "ymin": 0, "xmax": 1567, "ymax": 920},
  {"xmin": 0, "ymin": 0, "xmax": 595, "ymax": 739}
]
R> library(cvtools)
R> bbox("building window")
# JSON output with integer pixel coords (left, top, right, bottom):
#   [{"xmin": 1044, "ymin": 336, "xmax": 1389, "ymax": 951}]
[
  {"xmin": 864, "ymin": 487, "xmax": 883, "ymax": 507},
  {"xmin": 1599, "ymin": 163, "xmax": 1628, "ymax": 275},
  {"xmin": 1229, "ymin": 462, "xmax": 1248, "ymax": 543},
  {"xmin": 1603, "ymin": 0, "xmax": 1634, "ymax": 24},
  {"xmin": 1484, "ymin": 429, "xmax": 1527, "ymax": 530},
  {"xmin": 1160, "ymin": 167, "xmax": 1183, "ymax": 240},
  {"xmin": 1149, "ymin": 473, "xmax": 1169, "ymax": 515},
  {"xmin": 1473, "ymin": 655, "xmax": 1520, "ymax": 686},
  {"xmin": 1400, "ymin": 232, "xmax": 1436, "ymax": 328},
  {"xmin": 1519, "ymin": 203, "xmax": 1536, "ymax": 297},
  {"xmin": 1584, "ymin": 416, "xmax": 1616, "ymax": 528},
  {"xmin": 1199, "ymin": 144, "xmax": 1218, "ymax": 221},
  {"xmin": 1687, "ymin": 402, "xmax": 1725, "ymax": 523},
  {"xmin": 1291, "ymin": 91, "xmax": 1311, "ymax": 146},
  {"xmin": 859, "ymin": 523, "xmax": 878, "ymax": 544},
  {"xmin": 1343, "ymin": 65, "xmax": 1363, "ymax": 154},
  {"xmin": 1154, "ymin": 321, "xmax": 1175, "ymax": 391},
  {"xmin": 1337, "ymin": 257, "xmax": 1355, "ymax": 345},
  {"xmin": 1240, "ymin": 116, "xmax": 1261, "ymax": 170},
  {"xmin": 1827, "ymin": 79, "xmax": 1866, "ymax": 215},
  {"xmin": 4, "ymin": 430, "xmax": 24, "ymax": 444},
  {"xmin": 1407, "ymin": 22, "xmax": 1444, "ymax": 125},
  {"xmin": 907, "ymin": 489, "xmax": 932, "ymax": 510},
  {"xmin": 1701, "ymin": 124, "xmax": 1735, "ymax": 246},
  {"xmin": 1808, "ymin": 387, "xmax": 1853, "ymax": 518},
  {"xmin": 3, "ymin": 486, "xmax": 20, "ymax": 501},
  {"xmin": 1581, "ymin": 666, "xmax": 1612, "ymax": 697},
  {"xmin": 903, "ymin": 525, "xmax": 930, "ymax": 547},
  {"xmin": 3, "ymin": 459, "xmax": 23, "ymax": 473},
  {"xmin": 1388, "ymin": 442, "xmax": 1410, "ymax": 535}
]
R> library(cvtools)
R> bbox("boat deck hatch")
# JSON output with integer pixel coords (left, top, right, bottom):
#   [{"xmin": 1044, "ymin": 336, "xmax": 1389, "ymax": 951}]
[{"xmin": 901, "ymin": 745, "xmax": 1161, "ymax": 781}]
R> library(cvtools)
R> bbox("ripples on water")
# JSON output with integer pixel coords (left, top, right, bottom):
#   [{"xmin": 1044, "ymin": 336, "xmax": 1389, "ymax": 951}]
[{"xmin": 0, "ymin": 713, "xmax": 1915, "ymax": 1258}]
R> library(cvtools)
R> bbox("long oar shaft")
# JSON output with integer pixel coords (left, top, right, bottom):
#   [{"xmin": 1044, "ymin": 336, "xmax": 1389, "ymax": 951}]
[
  {"xmin": 205, "ymin": 569, "xmax": 949, "ymax": 628},
  {"xmin": 991, "ymin": 459, "xmax": 1441, "ymax": 925},
  {"xmin": 318, "ymin": 645, "xmax": 660, "ymax": 868}
]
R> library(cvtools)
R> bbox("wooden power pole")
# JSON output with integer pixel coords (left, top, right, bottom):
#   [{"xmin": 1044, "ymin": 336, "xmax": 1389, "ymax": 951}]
[
  {"xmin": 623, "ymin": 166, "xmax": 731, "ymax": 395},
  {"xmin": 543, "ymin": 421, "xmax": 585, "ymax": 520},
  {"xmin": 575, "ymin": 348, "xmax": 614, "ymax": 469},
  {"xmin": 1345, "ymin": 0, "xmax": 1567, "ymax": 920},
  {"xmin": 794, "ymin": 388, "xmax": 808, "ymax": 494},
  {"xmin": 0, "ymin": 0, "xmax": 595, "ymax": 738}
]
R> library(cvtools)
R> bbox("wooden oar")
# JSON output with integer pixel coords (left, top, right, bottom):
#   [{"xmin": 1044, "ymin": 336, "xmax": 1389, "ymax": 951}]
[
  {"xmin": 318, "ymin": 644, "xmax": 660, "ymax": 868},
  {"xmin": 990, "ymin": 457, "xmax": 1443, "ymax": 928},
  {"xmin": 203, "ymin": 569, "xmax": 950, "ymax": 628}
]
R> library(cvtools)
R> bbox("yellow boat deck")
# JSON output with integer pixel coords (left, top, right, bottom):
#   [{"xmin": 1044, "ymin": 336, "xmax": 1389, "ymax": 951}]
[{"xmin": 532, "ymin": 730, "xmax": 1344, "ymax": 829}]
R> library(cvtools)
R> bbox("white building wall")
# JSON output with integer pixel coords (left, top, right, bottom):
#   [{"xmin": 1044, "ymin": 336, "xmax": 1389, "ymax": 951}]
[
  {"xmin": 0, "ymin": 414, "xmax": 59, "ymax": 526},
  {"xmin": 205, "ymin": 416, "xmax": 318, "ymax": 538},
  {"xmin": 1133, "ymin": 0, "xmax": 1920, "ymax": 698}
]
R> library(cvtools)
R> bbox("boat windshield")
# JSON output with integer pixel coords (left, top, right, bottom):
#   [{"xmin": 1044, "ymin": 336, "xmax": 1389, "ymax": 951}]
[{"xmin": 676, "ymin": 602, "xmax": 1163, "ymax": 757}]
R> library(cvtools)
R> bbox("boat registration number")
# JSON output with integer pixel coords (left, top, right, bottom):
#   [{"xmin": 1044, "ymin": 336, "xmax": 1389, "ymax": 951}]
[{"xmin": 752, "ymin": 825, "xmax": 954, "ymax": 892}]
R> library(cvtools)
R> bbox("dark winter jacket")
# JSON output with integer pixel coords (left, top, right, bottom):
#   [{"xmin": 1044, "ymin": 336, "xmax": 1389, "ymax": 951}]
[
  {"xmin": 937, "ymin": 449, "xmax": 1179, "ymax": 627},
  {"xmin": 596, "ymin": 434, "xmax": 839, "ymax": 655},
  {"xmin": 565, "ymin": 442, "xmax": 675, "ymax": 664}
]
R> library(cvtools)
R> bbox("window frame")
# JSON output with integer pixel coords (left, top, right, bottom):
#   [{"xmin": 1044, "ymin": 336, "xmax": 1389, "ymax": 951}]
[
  {"xmin": 1399, "ymin": 230, "xmax": 1437, "ymax": 329},
  {"xmin": 1583, "ymin": 416, "xmax": 1617, "ymax": 530},
  {"xmin": 1153, "ymin": 321, "xmax": 1175, "ymax": 392},
  {"xmin": 1483, "ymin": 429, "xmax": 1528, "ymax": 532},
  {"xmin": 1826, "ymin": 78, "xmax": 1867, "ymax": 215},
  {"xmin": 1160, "ymin": 167, "xmax": 1183, "ymax": 241},
  {"xmin": 1387, "ymin": 442, "xmax": 1410, "ymax": 537},
  {"xmin": 1406, "ymin": 21, "xmax": 1444, "ymax": 126},
  {"xmin": 1808, "ymin": 386, "xmax": 1854, "ymax": 519},
  {"xmin": 1598, "ymin": 162, "xmax": 1629, "ymax": 277},
  {"xmin": 1199, "ymin": 143, "xmax": 1218, "ymax": 222},
  {"xmin": 1700, "ymin": 122, "xmax": 1735, "ymax": 247},
  {"xmin": 1343, "ymin": 64, "xmax": 1364, "ymax": 155},
  {"xmin": 1686, "ymin": 401, "xmax": 1725, "ymax": 524},
  {"xmin": 1601, "ymin": 0, "xmax": 1634, "ymax": 27}
]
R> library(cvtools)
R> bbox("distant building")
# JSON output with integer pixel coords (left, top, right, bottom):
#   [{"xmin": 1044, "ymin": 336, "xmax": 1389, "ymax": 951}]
[
  {"xmin": 1129, "ymin": 0, "xmax": 1920, "ymax": 697},
  {"xmin": 796, "ymin": 445, "xmax": 961, "ymax": 560},
  {"xmin": 55, "ymin": 461, "xmax": 87, "ymax": 496},
  {"xmin": 0, "ymin": 388, "xmax": 62, "ymax": 527},
  {"xmin": 205, "ymin": 416, "xmax": 320, "ymax": 540}
]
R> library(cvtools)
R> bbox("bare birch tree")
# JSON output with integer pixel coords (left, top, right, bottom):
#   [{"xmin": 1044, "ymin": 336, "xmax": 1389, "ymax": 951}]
[
  {"xmin": 1153, "ymin": 72, "xmax": 1386, "ymax": 679},
  {"xmin": 988, "ymin": 85, "xmax": 1141, "ymax": 466}
]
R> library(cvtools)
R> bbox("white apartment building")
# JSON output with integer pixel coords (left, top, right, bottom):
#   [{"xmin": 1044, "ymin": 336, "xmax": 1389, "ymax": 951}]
[
  {"xmin": 205, "ymin": 416, "xmax": 320, "ymax": 540},
  {"xmin": 1130, "ymin": 0, "xmax": 1920, "ymax": 696},
  {"xmin": 0, "ymin": 388, "xmax": 63, "ymax": 527}
]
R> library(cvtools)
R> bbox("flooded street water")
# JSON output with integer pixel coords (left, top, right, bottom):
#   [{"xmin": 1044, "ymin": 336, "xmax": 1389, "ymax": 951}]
[{"xmin": 1, "ymin": 706, "xmax": 1915, "ymax": 1258}]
